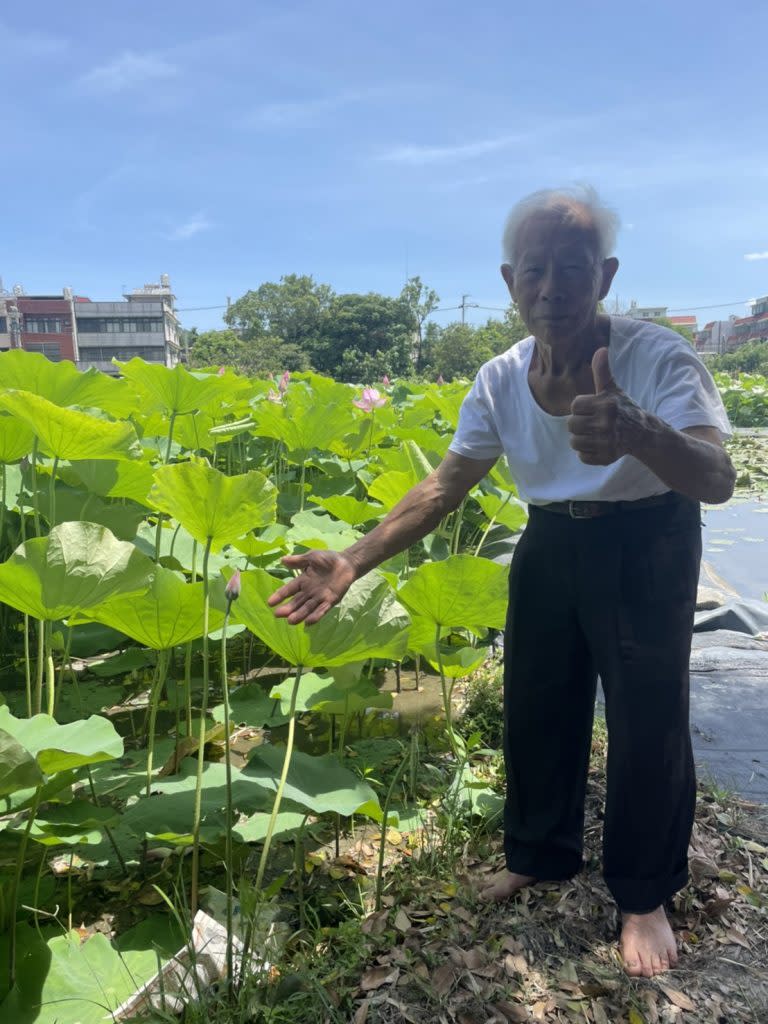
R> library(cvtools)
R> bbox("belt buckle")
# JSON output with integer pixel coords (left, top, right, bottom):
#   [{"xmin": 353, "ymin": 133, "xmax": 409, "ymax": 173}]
[{"xmin": 568, "ymin": 501, "xmax": 599, "ymax": 519}]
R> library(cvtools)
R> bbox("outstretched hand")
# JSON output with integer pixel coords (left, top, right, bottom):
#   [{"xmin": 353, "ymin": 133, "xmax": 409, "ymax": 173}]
[
  {"xmin": 267, "ymin": 549, "xmax": 358, "ymax": 626},
  {"xmin": 567, "ymin": 348, "xmax": 647, "ymax": 465}
]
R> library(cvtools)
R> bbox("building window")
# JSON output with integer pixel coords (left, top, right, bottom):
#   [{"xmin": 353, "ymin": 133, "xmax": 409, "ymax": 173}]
[
  {"xmin": 76, "ymin": 317, "xmax": 165, "ymax": 334},
  {"xmin": 24, "ymin": 317, "xmax": 67, "ymax": 334},
  {"xmin": 78, "ymin": 346, "xmax": 166, "ymax": 362},
  {"xmin": 0, "ymin": 317, "xmax": 6, "ymax": 333},
  {"xmin": 25, "ymin": 342, "xmax": 62, "ymax": 361}
]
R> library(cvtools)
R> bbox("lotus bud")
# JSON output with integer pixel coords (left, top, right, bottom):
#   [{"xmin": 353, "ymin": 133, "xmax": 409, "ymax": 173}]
[
  {"xmin": 437, "ymin": 374, "xmax": 445, "ymax": 385},
  {"xmin": 382, "ymin": 374, "xmax": 390, "ymax": 386},
  {"xmin": 225, "ymin": 568, "xmax": 241, "ymax": 603}
]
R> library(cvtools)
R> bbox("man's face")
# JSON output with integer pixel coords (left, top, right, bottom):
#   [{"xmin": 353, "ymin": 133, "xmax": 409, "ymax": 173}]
[{"xmin": 503, "ymin": 209, "xmax": 617, "ymax": 343}]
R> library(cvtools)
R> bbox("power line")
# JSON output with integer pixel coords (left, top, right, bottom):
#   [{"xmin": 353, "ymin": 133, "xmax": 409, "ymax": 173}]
[{"xmin": 667, "ymin": 299, "xmax": 752, "ymax": 313}]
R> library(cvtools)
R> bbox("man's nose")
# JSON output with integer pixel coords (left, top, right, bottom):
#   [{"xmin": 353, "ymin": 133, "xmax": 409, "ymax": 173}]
[{"xmin": 539, "ymin": 264, "xmax": 566, "ymax": 301}]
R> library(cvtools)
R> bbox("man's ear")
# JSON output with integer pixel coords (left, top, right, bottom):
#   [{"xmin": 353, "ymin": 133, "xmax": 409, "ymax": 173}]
[
  {"xmin": 501, "ymin": 262, "xmax": 515, "ymax": 294},
  {"xmin": 599, "ymin": 257, "xmax": 619, "ymax": 300}
]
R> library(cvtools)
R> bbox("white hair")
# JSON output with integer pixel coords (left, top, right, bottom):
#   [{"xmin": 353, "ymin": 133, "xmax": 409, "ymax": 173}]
[{"xmin": 501, "ymin": 185, "xmax": 619, "ymax": 266}]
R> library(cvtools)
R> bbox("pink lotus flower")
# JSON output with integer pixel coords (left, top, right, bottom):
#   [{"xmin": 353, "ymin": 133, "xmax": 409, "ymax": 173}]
[
  {"xmin": 381, "ymin": 374, "xmax": 390, "ymax": 387},
  {"xmin": 267, "ymin": 389, "xmax": 282, "ymax": 403},
  {"xmin": 436, "ymin": 374, "xmax": 445, "ymax": 386},
  {"xmin": 354, "ymin": 387, "xmax": 387, "ymax": 413},
  {"xmin": 217, "ymin": 366, "xmax": 226, "ymax": 376},
  {"xmin": 225, "ymin": 568, "xmax": 241, "ymax": 603},
  {"xmin": 278, "ymin": 370, "xmax": 290, "ymax": 394}
]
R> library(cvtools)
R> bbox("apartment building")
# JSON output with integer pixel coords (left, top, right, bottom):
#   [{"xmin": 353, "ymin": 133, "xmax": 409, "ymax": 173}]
[{"xmin": 0, "ymin": 276, "xmax": 182, "ymax": 373}]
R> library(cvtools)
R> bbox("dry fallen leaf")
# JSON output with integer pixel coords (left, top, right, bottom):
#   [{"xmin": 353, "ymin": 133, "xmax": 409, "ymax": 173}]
[
  {"xmin": 360, "ymin": 966, "xmax": 399, "ymax": 992},
  {"xmin": 393, "ymin": 908, "xmax": 411, "ymax": 933},
  {"xmin": 657, "ymin": 984, "xmax": 695, "ymax": 1012},
  {"xmin": 361, "ymin": 910, "xmax": 389, "ymax": 936},
  {"xmin": 491, "ymin": 1000, "xmax": 531, "ymax": 1023},
  {"xmin": 432, "ymin": 963, "xmax": 455, "ymax": 997},
  {"xmin": 352, "ymin": 999, "xmax": 370, "ymax": 1023}
]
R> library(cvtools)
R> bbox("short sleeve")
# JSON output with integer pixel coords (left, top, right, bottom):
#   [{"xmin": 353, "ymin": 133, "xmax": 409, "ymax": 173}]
[
  {"xmin": 652, "ymin": 344, "xmax": 731, "ymax": 438},
  {"xmin": 448, "ymin": 370, "xmax": 505, "ymax": 460}
]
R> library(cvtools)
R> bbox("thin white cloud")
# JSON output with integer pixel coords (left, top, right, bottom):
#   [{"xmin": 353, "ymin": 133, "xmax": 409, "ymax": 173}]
[
  {"xmin": 0, "ymin": 22, "xmax": 67, "ymax": 57},
  {"xmin": 245, "ymin": 88, "xmax": 387, "ymax": 128},
  {"xmin": 79, "ymin": 51, "xmax": 178, "ymax": 93},
  {"xmin": 167, "ymin": 214, "xmax": 211, "ymax": 241},
  {"xmin": 378, "ymin": 136, "xmax": 519, "ymax": 166},
  {"xmin": 744, "ymin": 251, "xmax": 768, "ymax": 261}
]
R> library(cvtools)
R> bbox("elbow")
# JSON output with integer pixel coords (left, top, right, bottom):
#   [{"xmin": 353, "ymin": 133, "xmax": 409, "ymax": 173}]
[{"xmin": 702, "ymin": 459, "xmax": 736, "ymax": 505}]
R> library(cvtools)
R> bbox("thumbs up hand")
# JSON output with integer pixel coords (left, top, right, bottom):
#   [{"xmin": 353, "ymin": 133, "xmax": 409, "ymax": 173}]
[{"xmin": 567, "ymin": 348, "xmax": 647, "ymax": 465}]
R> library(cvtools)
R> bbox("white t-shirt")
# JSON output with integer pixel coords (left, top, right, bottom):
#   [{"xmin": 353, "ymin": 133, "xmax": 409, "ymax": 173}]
[{"xmin": 448, "ymin": 316, "xmax": 731, "ymax": 505}]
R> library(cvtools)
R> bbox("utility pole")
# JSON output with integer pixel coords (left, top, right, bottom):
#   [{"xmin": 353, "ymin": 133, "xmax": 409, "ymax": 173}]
[{"xmin": 460, "ymin": 294, "xmax": 479, "ymax": 324}]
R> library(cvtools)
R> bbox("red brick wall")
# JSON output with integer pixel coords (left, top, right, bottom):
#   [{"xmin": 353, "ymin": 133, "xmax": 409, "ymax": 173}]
[{"xmin": 16, "ymin": 297, "xmax": 76, "ymax": 362}]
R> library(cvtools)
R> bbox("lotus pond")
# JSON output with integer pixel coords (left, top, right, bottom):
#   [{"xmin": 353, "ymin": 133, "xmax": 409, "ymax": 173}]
[{"xmin": 0, "ymin": 351, "xmax": 527, "ymax": 1022}]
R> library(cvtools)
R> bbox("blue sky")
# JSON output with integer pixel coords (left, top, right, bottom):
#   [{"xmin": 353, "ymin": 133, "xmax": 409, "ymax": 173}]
[{"xmin": 3, "ymin": 0, "xmax": 768, "ymax": 332}]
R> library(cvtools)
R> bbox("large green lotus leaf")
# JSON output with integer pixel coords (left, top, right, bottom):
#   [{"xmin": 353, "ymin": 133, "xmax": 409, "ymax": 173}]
[
  {"xmin": 0, "ymin": 522, "xmax": 154, "ymax": 620},
  {"xmin": 0, "ymin": 729, "xmax": 44, "ymax": 796},
  {"xmin": 24, "ymin": 801, "xmax": 119, "ymax": 846},
  {"xmin": 404, "ymin": 613, "xmax": 487, "ymax": 678},
  {"xmin": 229, "ymin": 533, "xmax": 287, "ymax": 559},
  {"xmin": 489, "ymin": 457, "xmax": 519, "ymax": 493},
  {"xmin": 84, "ymin": 567, "xmax": 226, "ymax": 650},
  {"xmin": 397, "ymin": 398, "xmax": 438, "ymax": 429},
  {"xmin": 123, "ymin": 761, "xmax": 270, "ymax": 842},
  {"xmin": 373, "ymin": 439, "xmax": 434, "ymax": 479},
  {"xmin": 231, "ymin": 569, "xmax": 410, "ymax": 668},
  {"xmin": 138, "ymin": 409, "xmax": 218, "ymax": 454},
  {"xmin": 245, "ymin": 746, "xmax": 381, "ymax": 819},
  {"xmin": 251, "ymin": 383, "xmax": 352, "ymax": 459},
  {"xmin": 150, "ymin": 458, "xmax": 276, "ymax": 551},
  {"xmin": 0, "ymin": 414, "xmax": 35, "ymax": 464},
  {"xmin": 269, "ymin": 671, "xmax": 393, "ymax": 716},
  {"xmin": 0, "ymin": 926, "xmax": 162, "ymax": 1024},
  {"xmin": 0, "ymin": 348, "xmax": 139, "ymax": 417},
  {"xmin": 284, "ymin": 510, "xmax": 362, "ymax": 552},
  {"xmin": 212, "ymin": 684, "xmax": 289, "ymax": 729},
  {"xmin": 232, "ymin": 809, "xmax": 307, "ymax": 844},
  {"xmin": 0, "ymin": 707, "xmax": 123, "ymax": 774},
  {"xmin": 115, "ymin": 357, "xmax": 232, "ymax": 415},
  {"xmin": 424, "ymin": 382, "xmax": 468, "ymax": 429},
  {"xmin": 367, "ymin": 469, "xmax": 422, "ymax": 511},
  {"xmin": 34, "ymin": 483, "xmax": 146, "ymax": 540},
  {"xmin": 309, "ymin": 495, "xmax": 385, "ymax": 526},
  {"xmin": 398, "ymin": 554, "xmax": 509, "ymax": 630},
  {"xmin": 59, "ymin": 459, "xmax": 155, "ymax": 507},
  {"xmin": 475, "ymin": 492, "xmax": 528, "ymax": 533},
  {"xmin": 0, "ymin": 390, "xmax": 142, "ymax": 461},
  {"xmin": 391, "ymin": 425, "xmax": 451, "ymax": 457}
]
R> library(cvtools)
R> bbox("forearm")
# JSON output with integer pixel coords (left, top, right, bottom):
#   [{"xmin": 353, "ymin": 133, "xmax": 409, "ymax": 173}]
[
  {"xmin": 343, "ymin": 474, "xmax": 460, "ymax": 578},
  {"xmin": 629, "ymin": 416, "xmax": 736, "ymax": 504}
]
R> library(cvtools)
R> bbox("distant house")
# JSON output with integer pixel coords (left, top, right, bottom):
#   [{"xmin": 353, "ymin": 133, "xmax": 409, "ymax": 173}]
[
  {"xmin": 626, "ymin": 302, "xmax": 669, "ymax": 321},
  {"xmin": 695, "ymin": 319, "xmax": 736, "ymax": 355},
  {"xmin": 727, "ymin": 296, "xmax": 768, "ymax": 351}
]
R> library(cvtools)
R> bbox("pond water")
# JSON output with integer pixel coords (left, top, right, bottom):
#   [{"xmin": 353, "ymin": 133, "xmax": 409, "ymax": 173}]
[{"xmin": 701, "ymin": 498, "xmax": 768, "ymax": 600}]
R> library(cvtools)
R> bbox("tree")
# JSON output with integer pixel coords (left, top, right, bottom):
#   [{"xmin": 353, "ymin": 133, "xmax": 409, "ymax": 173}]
[
  {"xmin": 187, "ymin": 329, "xmax": 247, "ymax": 369},
  {"xmin": 706, "ymin": 339, "xmax": 768, "ymax": 375},
  {"xmin": 311, "ymin": 292, "xmax": 413, "ymax": 381},
  {"xmin": 399, "ymin": 276, "xmax": 440, "ymax": 373},
  {"xmin": 224, "ymin": 274, "xmax": 334, "ymax": 347},
  {"xmin": 426, "ymin": 312, "xmax": 530, "ymax": 382}
]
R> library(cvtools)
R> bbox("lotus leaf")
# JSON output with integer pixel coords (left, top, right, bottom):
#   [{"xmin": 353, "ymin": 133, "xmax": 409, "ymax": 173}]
[
  {"xmin": 397, "ymin": 553, "xmax": 508, "ymax": 630},
  {"xmin": 150, "ymin": 459, "xmax": 276, "ymax": 551},
  {"xmin": 0, "ymin": 522, "xmax": 154, "ymax": 621},
  {"xmin": 0, "ymin": 708, "xmax": 123, "ymax": 774}
]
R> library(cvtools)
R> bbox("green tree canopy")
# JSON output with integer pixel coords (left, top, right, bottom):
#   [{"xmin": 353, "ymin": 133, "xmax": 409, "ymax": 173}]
[{"xmin": 224, "ymin": 274, "xmax": 334, "ymax": 347}]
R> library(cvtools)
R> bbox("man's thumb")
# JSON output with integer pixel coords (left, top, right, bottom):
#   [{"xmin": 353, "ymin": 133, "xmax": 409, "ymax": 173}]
[{"xmin": 592, "ymin": 347, "xmax": 615, "ymax": 394}]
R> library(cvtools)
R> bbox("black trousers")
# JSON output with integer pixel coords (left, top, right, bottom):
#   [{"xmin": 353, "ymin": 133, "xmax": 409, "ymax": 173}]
[{"xmin": 502, "ymin": 493, "xmax": 701, "ymax": 913}]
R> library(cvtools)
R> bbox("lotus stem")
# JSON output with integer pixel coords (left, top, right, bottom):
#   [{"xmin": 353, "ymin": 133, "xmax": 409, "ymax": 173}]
[
  {"xmin": 0, "ymin": 463, "xmax": 6, "ymax": 552},
  {"xmin": 9, "ymin": 785, "xmax": 42, "ymax": 987},
  {"xmin": 190, "ymin": 536, "xmax": 213, "ymax": 915},
  {"xmin": 48, "ymin": 455, "xmax": 59, "ymax": 528},
  {"xmin": 30, "ymin": 438, "xmax": 41, "ymax": 537},
  {"xmin": 23, "ymin": 615, "xmax": 32, "ymax": 718},
  {"xmin": 375, "ymin": 746, "xmax": 410, "ymax": 911},
  {"xmin": 255, "ymin": 662, "xmax": 302, "ymax": 892},
  {"xmin": 435, "ymin": 623, "xmax": 458, "ymax": 757},
  {"xmin": 45, "ymin": 621, "xmax": 55, "ymax": 717},
  {"xmin": 220, "ymin": 601, "xmax": 235, "ymax": 987},
  {"xmin": 145, "ymin": 649, "xmax": 170, "ymax": 799},
  {"xmin": 54, "ymin": 626, "xmax": 73, "ymax": 718},
  {"xmin": 299, "ymin": 460, "xmax": 306, "ymax": 512},
  {"xmin": 34, "ymin": 619, "xmax": 45, "ymax": 716}
]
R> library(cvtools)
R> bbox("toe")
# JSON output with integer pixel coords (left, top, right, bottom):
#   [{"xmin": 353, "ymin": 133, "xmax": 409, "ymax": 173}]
[
  {"xmin": 641, "ymin": 956, "xmax": 654, "ymax": 979},
  {"xmin": 623, "ymin": 955, "xmax": 643, "ymax": 977}
]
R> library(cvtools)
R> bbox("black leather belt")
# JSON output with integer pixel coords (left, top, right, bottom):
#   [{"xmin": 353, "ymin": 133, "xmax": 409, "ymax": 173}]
[{"xmin": 534, "ymin": 492, "xmax": 676, "ymax": 519}]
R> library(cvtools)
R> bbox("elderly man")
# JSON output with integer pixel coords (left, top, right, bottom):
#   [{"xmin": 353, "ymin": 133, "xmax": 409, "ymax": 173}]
[{"xmin": 269, "ymin": 186, "xmax": 735, "ymax": 979}]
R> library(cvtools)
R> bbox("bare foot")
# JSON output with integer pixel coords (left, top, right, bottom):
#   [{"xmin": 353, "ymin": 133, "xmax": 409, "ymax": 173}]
[
  {"xmin": 479, "ymin": 868, "xmax": 536, "ymax": 902},
  {"xmin": 620, "ymin": 906, "xmax": 679, "ymax": 978}
]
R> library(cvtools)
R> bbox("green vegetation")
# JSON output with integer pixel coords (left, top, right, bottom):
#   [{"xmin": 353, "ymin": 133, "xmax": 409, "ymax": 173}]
[{"xmin": 186, "ymin": 274, "xmax": 529, "ymax": 382}]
